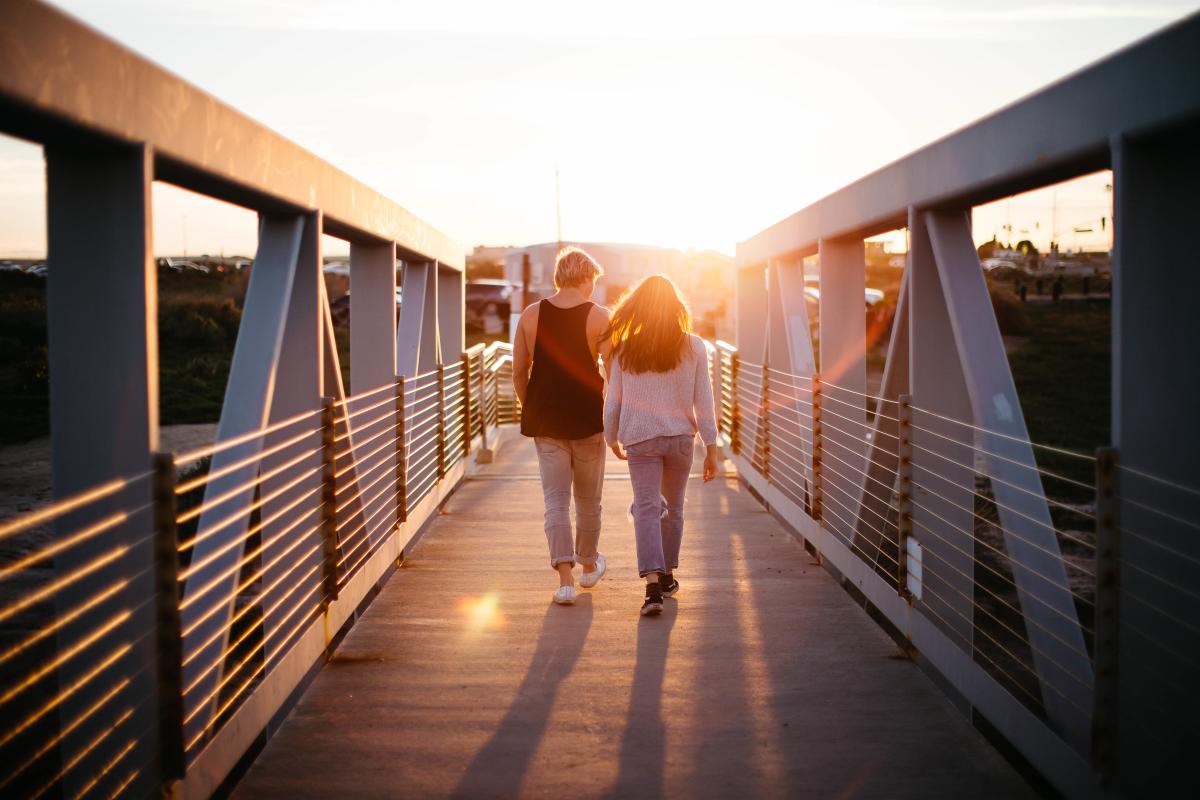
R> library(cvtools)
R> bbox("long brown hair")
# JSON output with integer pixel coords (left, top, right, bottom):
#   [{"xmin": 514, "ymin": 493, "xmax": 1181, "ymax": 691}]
[{"xmin": 603, "ymin": 274, "xmax": 692, "ymax": 374}]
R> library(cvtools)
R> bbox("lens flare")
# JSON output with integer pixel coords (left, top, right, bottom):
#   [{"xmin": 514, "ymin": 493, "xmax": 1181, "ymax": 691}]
[{"xmin": 457, "ymin": 593, "xmax": 506, "ymax": 631}]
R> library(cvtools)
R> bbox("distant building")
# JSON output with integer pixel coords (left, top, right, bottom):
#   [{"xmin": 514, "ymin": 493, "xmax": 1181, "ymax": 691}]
[
  {"xmin": 466, "ymin": 245, "xmax": 511, "ymax": 280},
  {"xmin": 500, "ymin": 241, "xmax": 734, "ymax": 339}
]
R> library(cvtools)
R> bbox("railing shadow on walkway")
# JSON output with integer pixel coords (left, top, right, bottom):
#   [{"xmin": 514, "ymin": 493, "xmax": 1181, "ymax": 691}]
[{"xmin": 453, "ymin": 596, "xmax": 595, "ymax": 799}]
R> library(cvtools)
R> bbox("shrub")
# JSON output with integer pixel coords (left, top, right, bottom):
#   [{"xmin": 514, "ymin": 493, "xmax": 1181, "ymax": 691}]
[{"xmin": 990, "ymin": 287, "xmax": 1030, "ymax": 336}]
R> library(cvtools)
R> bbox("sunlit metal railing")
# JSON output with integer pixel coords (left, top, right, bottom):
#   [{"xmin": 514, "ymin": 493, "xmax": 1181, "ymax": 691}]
[
  {"xmin": 726, "ymin": 12, "xmax": 1200, "ymax": 798},
  {"xmin": 0, "ymin": 1, "xmax": 522, "ymax": 794},
  {"xmin": 0, "ymin": 343, "xmax": 517, "ymax": 796},
  {"xmin": 708, "ymin": 341, "xmax": 1199, "ymax": 799}
]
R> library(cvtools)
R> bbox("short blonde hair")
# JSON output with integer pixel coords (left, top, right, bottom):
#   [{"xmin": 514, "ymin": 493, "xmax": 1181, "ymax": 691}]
[{"xmin": 553, "ymin": 247, "xmax": 603, "ymax": 289}]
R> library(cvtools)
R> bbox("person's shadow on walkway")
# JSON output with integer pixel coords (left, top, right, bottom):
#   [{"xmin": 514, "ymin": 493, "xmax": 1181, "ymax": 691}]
[
  {"xmin": 453, "ymin": 595, "xmax": 594, "ymax": 799},
  {"xmin": 605, "ymin": 600, "xmax": 678, "ymax": 800}
]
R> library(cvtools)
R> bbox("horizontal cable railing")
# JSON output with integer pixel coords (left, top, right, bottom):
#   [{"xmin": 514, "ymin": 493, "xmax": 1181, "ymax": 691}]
[
  {"xmin": 0, "ymin": 470, "xmax": 157, "ymax": 798},
  {"xmin": 0, "ymin": 346, "xmax": 519, "ymax": 796},
  {"xmin": 710, "ymin": 343, "xmax": 1200, "ymax": 797}
]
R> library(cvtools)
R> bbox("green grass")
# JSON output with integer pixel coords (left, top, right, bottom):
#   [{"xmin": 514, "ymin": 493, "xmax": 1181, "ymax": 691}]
[
  {"xmin": 0, "ymin": 273, "xmax": 50, "ymax": 444},
  {"xmin": 0, "ymin": 267, "xmax": 1113, "ymax": 477},
  {"xmin": 0, "ymin": 270, "xmax": 251, "ymax": 442},
  {"xmin": 1006, "ymin": 298, "xmax": 1111, "ymax": 501}
]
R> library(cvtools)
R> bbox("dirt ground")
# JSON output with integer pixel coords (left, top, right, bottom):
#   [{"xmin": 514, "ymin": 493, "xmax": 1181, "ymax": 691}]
[
  {"xmin": 0, "ymin": 424, "xmax": 218, "ymax": 565},
  {"xmin": 0, "ymin": 423, "xmax": 217, "ymax": 519}
]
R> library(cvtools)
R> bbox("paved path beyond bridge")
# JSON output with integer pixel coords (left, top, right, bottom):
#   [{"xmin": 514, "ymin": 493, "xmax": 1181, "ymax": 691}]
[{"xmin": 235, "ymin": 438, "xmax": 1033, "ymax": 799}]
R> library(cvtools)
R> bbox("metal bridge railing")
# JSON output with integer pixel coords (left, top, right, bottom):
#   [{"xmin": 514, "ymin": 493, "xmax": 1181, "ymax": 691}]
[
  {"xmin": 727, "ymin": 13, "xmax": 1200, "ymax": 797},
  {"xmin": 707, "ymin": 344, "xmax": 1200, "ymax": 799},
  {"xmin": 0, "ymin": 2, "xmax": 528, "ymax": 796},
  {"xmin": 0, "ymin": 343, "xmax": 518, "ymax": 798}
]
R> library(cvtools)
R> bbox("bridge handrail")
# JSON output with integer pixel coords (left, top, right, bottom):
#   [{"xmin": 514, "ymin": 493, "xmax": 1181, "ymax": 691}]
[
  {"xmin": 707, "ymin": 342, "xmax": 1200, "ymax": 798},
  {"xmin": 0, "ymin": 347, "xmax": 519, "ymax": 797}
]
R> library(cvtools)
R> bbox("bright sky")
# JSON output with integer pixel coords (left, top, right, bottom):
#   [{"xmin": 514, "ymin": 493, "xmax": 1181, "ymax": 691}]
[{"xmin": 0, "ymin": 0, "xmax": 1195, "ymax": 258}]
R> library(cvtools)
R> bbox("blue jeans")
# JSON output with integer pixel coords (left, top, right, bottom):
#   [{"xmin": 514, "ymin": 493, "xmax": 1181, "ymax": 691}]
[
  {"xmin": 626, "ymin": 434, "xmax": 694, "ymax": 577},
  {"xmin": 534, "ymin": 433, "xmax": 606, "ymax": 569}
]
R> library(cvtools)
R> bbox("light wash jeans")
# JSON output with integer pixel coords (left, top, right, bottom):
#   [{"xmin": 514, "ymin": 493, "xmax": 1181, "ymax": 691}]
[
  {"xmin": 626, "ymin": 434, "xmax": 694, "ymax": 577},
  {"xmin": 533, "ymin": 433, "xmax": 606, "ymax": 569}
]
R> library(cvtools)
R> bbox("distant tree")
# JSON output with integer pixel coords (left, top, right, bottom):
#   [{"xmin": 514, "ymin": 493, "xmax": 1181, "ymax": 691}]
[
  {"xmin": 977, "ymin": 237, "xmax": 1000, "ymax": 259},
  {"xmin": 1015, "ymin": 239, "xmax": 1039, "ymax": 257},
  {"xmin": 466, "ymin": 260, "xmax": 504, "ymax": 280}
]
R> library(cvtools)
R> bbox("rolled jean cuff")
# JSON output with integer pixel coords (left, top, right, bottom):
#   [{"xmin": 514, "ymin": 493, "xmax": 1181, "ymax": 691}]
[
  {"xmin": 575, "ymin": 552, "xmax": 598, "ymax": 566},
  {"xmin": 550, "ymin": 556, "xmax": 575, "ymax": 569},
  {"xmin": 638, "ymin": 565, "xmax": 666, "ymax": 578}
]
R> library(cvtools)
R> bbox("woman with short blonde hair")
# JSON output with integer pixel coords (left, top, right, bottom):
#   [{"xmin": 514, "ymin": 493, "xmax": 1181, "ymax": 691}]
[
  {"xmin": 552, "ymin": 246, "xmax": 603, "ymax": 289},
  {"xmin": 512, "ymin": 246, "xmax": 612, "ymax": 605}
]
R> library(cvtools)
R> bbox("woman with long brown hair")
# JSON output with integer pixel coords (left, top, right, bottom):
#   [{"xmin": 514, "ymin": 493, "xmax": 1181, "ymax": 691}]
[{"xmin": 603, "ymin": 274, "xmax": 718, "ymax": 616}]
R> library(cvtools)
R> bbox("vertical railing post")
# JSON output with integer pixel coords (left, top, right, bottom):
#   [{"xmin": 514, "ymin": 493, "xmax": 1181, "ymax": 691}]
[
  {"xmin": 319, "ymin": 398, "xmax": 340, "ymax": 602},
  {"xmin": 897, "ymin": 395, "xmax": 913, "ymax": 600},
  {"xmin": 811, "ymin": 373, "xmax": 824, "ymax": 523},
  {"xmin": 462, "ymin": 352, "xmax": 473, "ymax": 458},
  {"xmin": 1093, "ymin": 446, "xmax": 1120, "ymax": 781},
  {"xmin": 478, "ymin": 351, "xmax": 490, "ymax": 453},
  {"xmin": 395, "ymin": 376, "xmax": 407, "ymax": 525},
  {"xmin": 761, "ymin": 358, "xmax": 771, "ymax": 482},
  {"xmin": 152, "ymin": 452, "xmax": 185, "ymax": 791},
  {"xmin": 436, "ymin": 363, "xmax": 446, "ymax": 480},
  {"xmin": 730, "ymin": 352, "xmax": 742, "ymax": 456}
]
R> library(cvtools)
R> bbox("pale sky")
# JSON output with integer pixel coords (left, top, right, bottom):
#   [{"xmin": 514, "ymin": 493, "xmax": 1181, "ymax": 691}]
[{"xmin": 1, "ymin": 1, "xmax": 1195, "ymax": 258}]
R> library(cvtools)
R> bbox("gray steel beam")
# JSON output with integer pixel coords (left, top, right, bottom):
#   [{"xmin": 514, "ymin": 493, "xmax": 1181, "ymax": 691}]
[
  {"xmin": 350, "ymin": 243, "xmax": 399, "ymax": 394},
  {"xmin": 817, "ymin": 237, "xmax": 869, "ymax": 552},
  {"xmin": 437, "ymin": 263, "xmax": 465, "ymax": 360},
  {"xmin": 179, "ymin": 214, "xmax": 305, "ymax": 749},
  {"xmin": 852, "ymin": 266, "xmax": 910, "ymax": 570},
  {"xmin": 0, "ymin": 0, "xmax": 463, "ymax": 268},
  {"xmin": 397, "ymin": 262, "xmax": 439, "ymax": 376},
  {"xmin": 907, "ymin": 211, "xmax": 975, "ymax": 655},
  {"xmin": 260, "ymin": 215, "xmax": 325, "ymax": 674},
  {"xmin": 1109, "ymin": 122, "xmax": 1200, "ymax": 796},
  {"xmin": 736, "ymin": 12, "xmax": 1200, "ymax": 267},
  {"xmin": 44, "ymin": 140, "xmax": 162, "ymax": 797},
  {"xmin": 925, "ymin": 210, "xmax": 1092, "ymax": 751}
]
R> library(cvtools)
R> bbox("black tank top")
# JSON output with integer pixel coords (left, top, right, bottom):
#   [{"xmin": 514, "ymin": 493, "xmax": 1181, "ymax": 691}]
[{"xmin": 521, "ymin": 300, "xmax": 604, "ymax": 439}]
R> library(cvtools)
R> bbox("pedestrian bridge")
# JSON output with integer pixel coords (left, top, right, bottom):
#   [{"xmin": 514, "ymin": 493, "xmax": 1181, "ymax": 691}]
[
  {"xmin": 232, "ymin": 435, "xmax": 1032, "ymax": 799},
  {"xmin": 1, "ymin": 3, "xmax": 1198, "ymax": 798}
]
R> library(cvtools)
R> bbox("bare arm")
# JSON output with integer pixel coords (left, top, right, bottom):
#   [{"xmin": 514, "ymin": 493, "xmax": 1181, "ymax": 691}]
[
  {"xmin": 693, "ymin": 338, "xmax": 719, "ymax": 446},
  {"xmin": 693, "ymin": 338, "xmax": 720, "ymax": 482},
  {"xmin": 512, "ymin": 304, "xmax": 537, "ymax": 405},
  {"xmin": 587, "ymin": 304, "xmax": 614, "ymax": 377}
]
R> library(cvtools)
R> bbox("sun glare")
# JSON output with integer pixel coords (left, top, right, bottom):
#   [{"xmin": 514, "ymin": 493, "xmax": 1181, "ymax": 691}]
[{"xmin": 458, "ymin": 593, "xmax": 506, "ymax": 631}]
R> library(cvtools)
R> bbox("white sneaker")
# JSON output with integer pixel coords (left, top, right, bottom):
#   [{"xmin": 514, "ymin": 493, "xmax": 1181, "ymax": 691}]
[
  {"xmin": 553, "ymin": 585, "xmax": 577, "ymax": 605},
  {"xmin": 579, "ymin": 553, "xmax": 607, "ymax": 589}
]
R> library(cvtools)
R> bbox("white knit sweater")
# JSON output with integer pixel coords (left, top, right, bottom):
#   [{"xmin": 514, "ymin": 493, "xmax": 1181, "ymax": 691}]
[{"xmin": 604, "ymin": 334, "xmax": 718, "ymax": 447}]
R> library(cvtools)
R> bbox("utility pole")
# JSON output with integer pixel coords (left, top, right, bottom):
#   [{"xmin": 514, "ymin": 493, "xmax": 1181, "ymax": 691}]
[
  {"xmin": 1051, "ymin": 189, "xmax": 1058, "ymax": 253},
  {"xmin": 521, "ymin": 252, "xmax": 532, "ymax": 310},
  {"xmin": 554, "ymin": 166, "xmax": 562, "ymax": 249}
]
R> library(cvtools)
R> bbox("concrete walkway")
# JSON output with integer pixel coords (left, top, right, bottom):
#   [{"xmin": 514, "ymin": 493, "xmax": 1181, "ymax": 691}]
[{"xmin": 235, "ymin": 439, "xmax": 1034, "ymax": 799}]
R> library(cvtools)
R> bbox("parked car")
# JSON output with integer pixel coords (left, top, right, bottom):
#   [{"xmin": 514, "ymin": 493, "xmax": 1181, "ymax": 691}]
[
  {"xmin": 330, "ymin": 292, "xmax": 350, "ymax": 327},
  {"xmin": 803, "ymin": 278, "xmax": 886, "ymax": 309},
  {"xmin": 465, "ymin": 280, "xmax": 513, "ymax": 333},
  {"xmin": 328, "ymin": 287, "xmax": 403, "ymax": 328}
]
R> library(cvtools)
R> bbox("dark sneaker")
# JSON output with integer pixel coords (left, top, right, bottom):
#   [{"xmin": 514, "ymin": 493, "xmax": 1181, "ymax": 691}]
[
  {"xmin": 641, "ymin": 582, "xmax": 664, "ymax": 616},
  {"xmin": 659, "ymin": 573, "xmax": 679, "ymax": 597}
]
